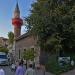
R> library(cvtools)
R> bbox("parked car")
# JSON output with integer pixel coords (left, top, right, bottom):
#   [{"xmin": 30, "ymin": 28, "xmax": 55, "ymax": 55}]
[
  {"xmin": 0, "ymin": 52, "xmax": 9, "ymax": 65},
  {"xmin": 58, "ymin": 57, "xmax": 70, "ymax": 66}
]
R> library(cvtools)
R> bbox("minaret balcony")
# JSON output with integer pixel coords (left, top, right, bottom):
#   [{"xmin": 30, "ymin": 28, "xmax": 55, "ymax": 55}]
[{"xmin": 12, "ymin": 18, "xmax": 23, "ymax": 27}]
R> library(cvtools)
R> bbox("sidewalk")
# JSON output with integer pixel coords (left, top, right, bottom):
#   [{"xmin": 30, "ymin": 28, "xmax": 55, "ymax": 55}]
[
  {"xmin": 61, "ymin": 69, "xmax": 75, "ymax": 75},
  {"xmin": 45, "ymin": 72, "xmax": 54, "ymax": 75},
  {"xmin": 34, "ymin": 69, "xmax": 54, "ymax": 75}
]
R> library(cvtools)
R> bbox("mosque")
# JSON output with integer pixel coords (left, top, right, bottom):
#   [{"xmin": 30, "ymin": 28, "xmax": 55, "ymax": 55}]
[{"xmin": 12, "ymin": 2, "xmax": 40, "ymax": 64}]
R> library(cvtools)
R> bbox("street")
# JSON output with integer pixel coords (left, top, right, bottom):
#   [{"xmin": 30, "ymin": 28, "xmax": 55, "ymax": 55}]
[
  {"xmin": 0, "ymin": 66, "xmax": 53, "ymax": 75},
  {"xmin": 0, "ymin": 66, "xmax": 15, "ymax": 75}
]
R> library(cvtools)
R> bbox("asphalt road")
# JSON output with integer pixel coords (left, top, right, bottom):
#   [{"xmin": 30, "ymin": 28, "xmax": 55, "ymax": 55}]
[{"xmin": 0, "ymin": 66, "xmax": 15, "ymax": 75}]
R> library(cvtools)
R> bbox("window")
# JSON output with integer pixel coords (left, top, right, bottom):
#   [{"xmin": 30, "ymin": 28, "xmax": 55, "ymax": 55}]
[
  {"xmin": 31, "ymin": 48, "xmax": 34, "ymax": 51},
  {"xmin": 24, "ymin": 49, "xmax": 26, "ymax": 52}
]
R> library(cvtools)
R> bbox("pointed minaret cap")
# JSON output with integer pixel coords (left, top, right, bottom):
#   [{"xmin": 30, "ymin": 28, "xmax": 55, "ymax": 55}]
[{"xmin": 14, "ymin": 2, "xmax": 20, "ymax": 13}]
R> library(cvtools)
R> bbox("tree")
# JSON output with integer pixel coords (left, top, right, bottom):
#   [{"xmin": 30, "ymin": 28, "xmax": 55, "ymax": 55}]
[
  {"xmin": 26, "ymin": 0, "xmax": 75, "ymax": 64},
  {"xmin": 26, "ymin": 0, "xmax": 52, "ymax": 65},
  {"xmin": 0, "ymin": 47, "xmax": 8, "ymax": 53},
  {"xmin": 23, "ymin": 48, "xmax": 36, "ymax": 68},
  {"xmin": 8, "ymin": 32, "xmax": 14, "ymax": 45},
  {"xmin": 23, "ymin": 48, "xmax": 35, "ymax": 61}
]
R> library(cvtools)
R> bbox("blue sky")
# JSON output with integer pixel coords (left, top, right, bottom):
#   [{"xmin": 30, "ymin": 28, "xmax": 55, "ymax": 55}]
[{"xmin": 0, "ymin": 0, "xmax": 35, "ymax": 38}]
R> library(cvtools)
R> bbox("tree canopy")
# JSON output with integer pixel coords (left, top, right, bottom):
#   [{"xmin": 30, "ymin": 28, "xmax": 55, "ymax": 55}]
[
  {"xmin": 26, "ymin": 0, "xmax": 75, "ymax": 64},
  {"xmin": 27, "ymin": 0, "xmax": 75, "ymax": 51},
  {"xmin": 8, "ymin": 32, "xmax": 14, "ymax": 45}
]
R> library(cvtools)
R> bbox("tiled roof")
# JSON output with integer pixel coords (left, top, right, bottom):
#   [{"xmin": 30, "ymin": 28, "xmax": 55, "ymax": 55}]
[
  {"xmin": 15, "ymin": 32, "xmax": 30, "ymax": 41},
  {"xmin": 0, "ymin": 37, "xmax": 8, "ymax": 40}
]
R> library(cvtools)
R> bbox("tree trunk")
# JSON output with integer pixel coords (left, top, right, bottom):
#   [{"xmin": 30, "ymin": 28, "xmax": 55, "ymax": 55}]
[{"xmin": 39, "ymin": 49, "xmax": 48, "ymax": 65}]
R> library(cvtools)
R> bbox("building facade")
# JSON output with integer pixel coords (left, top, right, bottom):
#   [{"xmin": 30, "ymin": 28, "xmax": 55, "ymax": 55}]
[
  {"xmin": 15, "ymin": 33, "xmax": 40, "ymax": 64},
  {"xmin": 0, "ymin": 37, "xmax": 8, "ymax": 47}
]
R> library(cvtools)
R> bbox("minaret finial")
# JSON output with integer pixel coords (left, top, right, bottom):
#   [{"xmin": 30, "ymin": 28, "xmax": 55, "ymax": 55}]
[
  {"xmin": 16, "ymin": 0, "xmax": 18, "ymax": 3},
  {"xmin": 14, "ymin": 0, "xmax": 20, "ymax": 13}
]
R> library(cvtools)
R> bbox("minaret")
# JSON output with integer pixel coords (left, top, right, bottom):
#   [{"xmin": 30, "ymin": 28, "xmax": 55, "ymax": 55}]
[{"xmin": 12, "ymin": 3, "xmax": 23, "ymax": 39}]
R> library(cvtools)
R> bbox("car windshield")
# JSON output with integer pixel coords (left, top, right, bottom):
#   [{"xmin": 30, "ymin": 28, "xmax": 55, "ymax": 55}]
[{"xmin": 0, "ymin": 55, "xmax": 7, "ymax": 59}]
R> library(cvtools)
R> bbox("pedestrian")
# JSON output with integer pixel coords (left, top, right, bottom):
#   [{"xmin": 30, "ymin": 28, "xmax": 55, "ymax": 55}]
[
  {"xmin": 0, "ymin": 68, "xmax": 5, "ymax": 75},
  {"xmin": 25, "ymin": 64, "xmax": 34, "ymax": 75},
  {"xmin": 21, "ymin": 59, "xmax": 24, "ymax": 65},
  {"xmin": 40, "ymin": 64, "xmax": 45, "ymax": 75},
  {"xmin": 11, "ymin": 63, "xmax": 16, "ymax": 71},
  {"xmin": 35, "ymin": 64, "xmax": 45, "ymax": 75},
  {"xmin": 15, "ymin": 62, "xmax": 25, "ymax": 75},
  {"xmin": 15, "ymin": 60, "xmax": 19, "ymax": 69},
  {"xmin": 71, "ymin": 60, "xmax": 74, "ymax": 66}
]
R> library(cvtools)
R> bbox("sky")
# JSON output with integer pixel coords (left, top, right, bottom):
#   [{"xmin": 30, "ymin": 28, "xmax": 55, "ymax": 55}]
[{"xmin": 0, "ymin": 0, "xmax": 35, "ymax": 38}]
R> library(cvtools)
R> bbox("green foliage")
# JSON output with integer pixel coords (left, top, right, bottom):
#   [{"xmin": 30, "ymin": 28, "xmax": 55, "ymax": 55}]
[
  {"xmin": 46, "ymin": 33, "xmax": 62, "ymax": 53},
  {"xmin": 26, "ymin": 0, "xmax": 51, "ymax": 47},
  {"xmin": 0, "ymin": 47, "xmax": 8, "ymax": 53},
  {"xmin": 46, "ymin": 55, "xmax": 73, "ymax": 75},
  {"xmin": 23, "ymin": 48, "xmax": 35, "ymax": 61},
  {"xmin": 25, "ymin": 0, "xmax": 75, "ymax": 73},
  {"xmin": 8, "ymin": 32, "xmax": 14, "ymax": 45},
  {"xmin": 26, "ymin": 0, "xmax": 75, "ymax": 53}
]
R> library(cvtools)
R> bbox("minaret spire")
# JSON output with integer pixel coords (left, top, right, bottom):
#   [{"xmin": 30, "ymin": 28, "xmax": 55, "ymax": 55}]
[
  {"xmin": 14, "ymin": 0, "xmax": 20, "ymax": 18},
  {"xmin": 14, "ymin": 1, "xmax": 20, "ymax": 14}
]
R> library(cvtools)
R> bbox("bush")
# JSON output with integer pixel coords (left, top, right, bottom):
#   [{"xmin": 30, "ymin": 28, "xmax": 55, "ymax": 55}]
[
  {"xmin": 45, "ymin": 54, "xmax": 74, "ymax": 75},
  {"xmin": 0, "ymin": 47, "xmax": 8, "ymax": 53}
]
